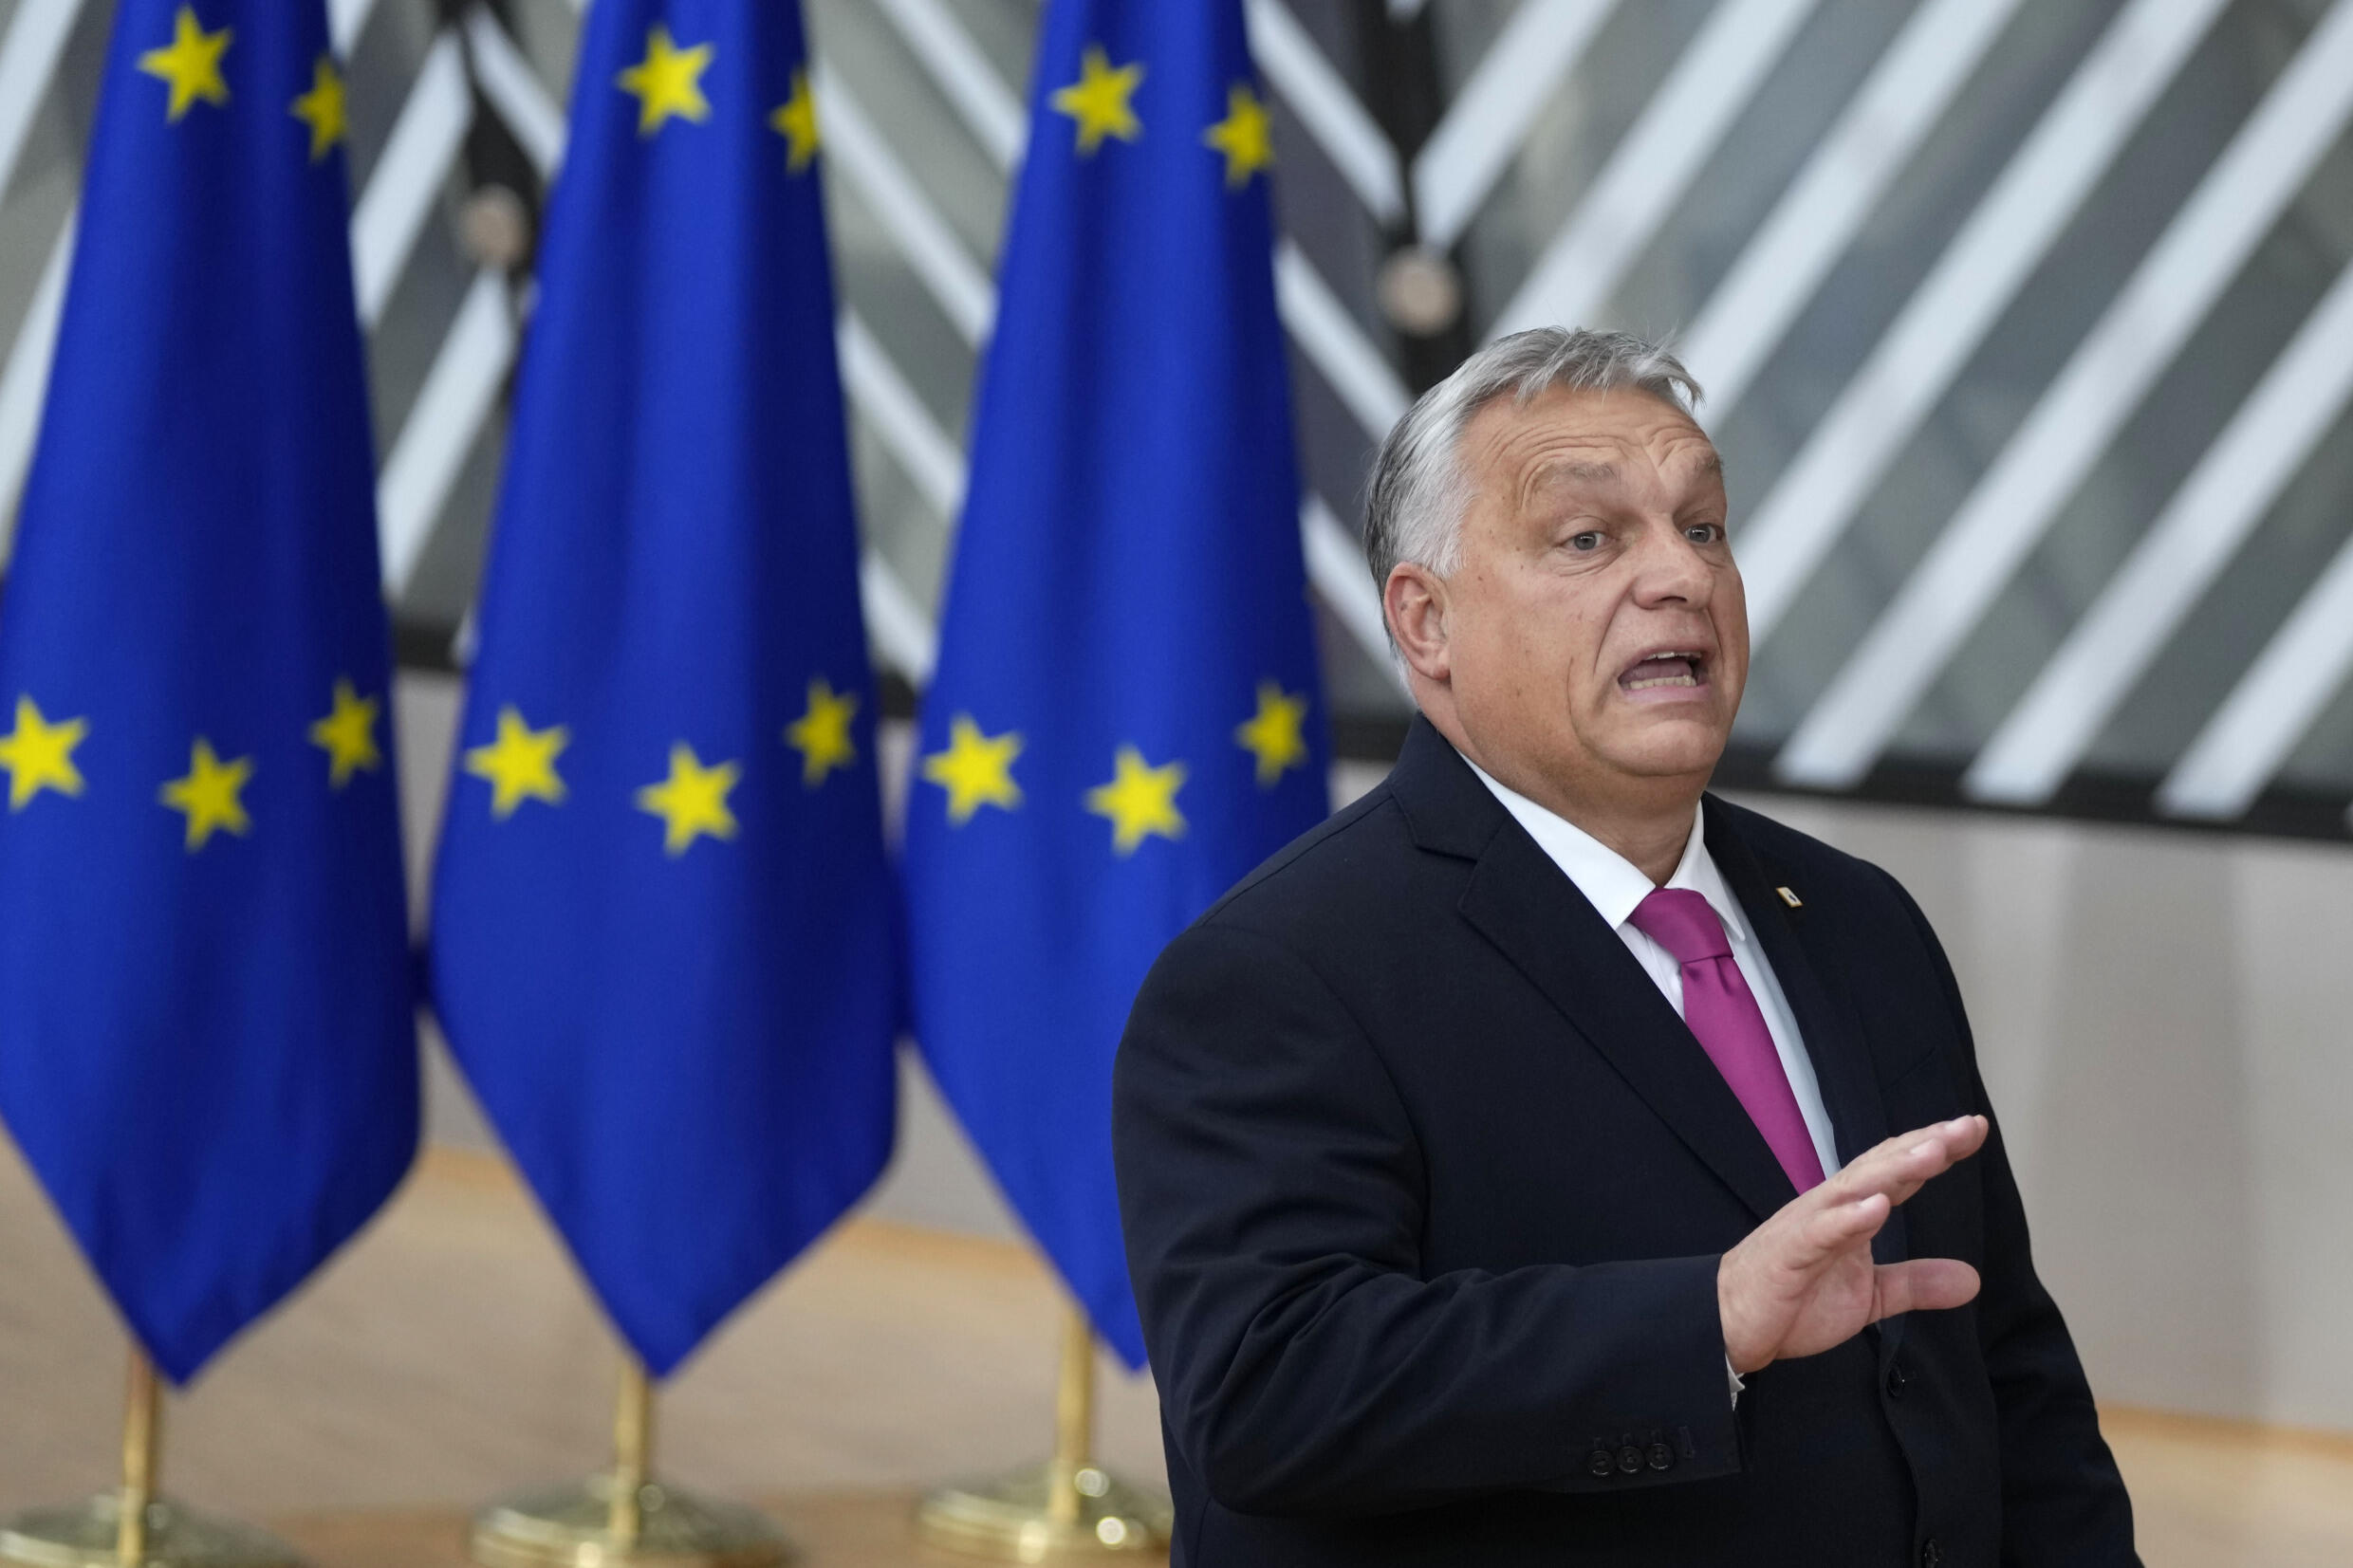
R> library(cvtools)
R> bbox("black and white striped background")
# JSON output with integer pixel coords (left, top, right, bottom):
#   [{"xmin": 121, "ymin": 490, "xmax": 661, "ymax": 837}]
[{"xmin": 3, "ymin": 0, "xmax": 2349, "ymax": 839}]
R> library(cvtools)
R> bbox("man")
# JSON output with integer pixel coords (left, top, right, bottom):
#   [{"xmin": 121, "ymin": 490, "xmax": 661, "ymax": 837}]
[{"xmin": 1112, "ymin": 328, "xmax": 2137, "ymax": 1566}]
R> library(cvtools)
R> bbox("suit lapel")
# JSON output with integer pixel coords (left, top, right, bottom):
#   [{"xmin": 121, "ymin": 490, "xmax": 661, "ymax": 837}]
[
  {"xmin": 1387, "ymin": 725, "xmax": 1916, "ymax": 1343},
  {"xmin": 1384, "ymin": 724, "xmax": 1797, "ymax": 1226},
  {"xmin": 1454, "ymin": 830, "xmax": 1796, "ymax": 1225},
  {"xmin": 1705, "ymin": 799, "xmax": 1908, "ymax": 1272}
]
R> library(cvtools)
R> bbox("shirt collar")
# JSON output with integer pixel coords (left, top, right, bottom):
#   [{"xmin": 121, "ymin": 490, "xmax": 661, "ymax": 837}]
[{"xmin": 1464, "ymin": 760, "xmax": 1748, "ymax": 943}]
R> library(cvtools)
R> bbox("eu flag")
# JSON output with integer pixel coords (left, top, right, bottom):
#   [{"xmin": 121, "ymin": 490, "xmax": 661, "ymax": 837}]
[
  {"xmin": 0, "ymin": 1, "xmax": 415, "ymax": 1381},
  {"xmin": 902, "ymin": 0, "xmax": 1327, "ymax": 1363},
  {"xmin": 430, "ymin": 0, "xmax": 896, "ymax": 1374}
]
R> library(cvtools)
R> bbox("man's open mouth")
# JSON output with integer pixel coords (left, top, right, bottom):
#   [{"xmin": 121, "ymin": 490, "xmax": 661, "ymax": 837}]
[{"xmin": 1619, "ymin": 650, "xmax": 1710, "ymax": 691}]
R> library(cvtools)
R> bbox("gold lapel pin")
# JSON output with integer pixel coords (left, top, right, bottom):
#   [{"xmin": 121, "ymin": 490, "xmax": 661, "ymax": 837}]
[{"xmin": 1775, "ymin": 886, "xmax": 1803, "ymax": 909}]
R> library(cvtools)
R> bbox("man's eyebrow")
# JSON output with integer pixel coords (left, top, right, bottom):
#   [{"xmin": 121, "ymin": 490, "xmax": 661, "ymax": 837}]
[
  {"xmin": 1526, "ymin": 449, "xmax": 1721, "ymax": 490},
  {"xmin": 1528, "ymin": 458, "xmax": 1618, "ymax": 487}
]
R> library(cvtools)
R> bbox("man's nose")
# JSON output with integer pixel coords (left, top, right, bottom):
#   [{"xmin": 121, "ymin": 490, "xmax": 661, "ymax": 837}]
[{"xmin": 1628, "ymin": 520, "xmax": 1712, "ymax": 605}]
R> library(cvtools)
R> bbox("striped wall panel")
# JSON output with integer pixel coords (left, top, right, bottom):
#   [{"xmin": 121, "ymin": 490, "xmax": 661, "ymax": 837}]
[{"xmin": 1, "ymin": 0, "xmax": 2348, "ymax": 838}]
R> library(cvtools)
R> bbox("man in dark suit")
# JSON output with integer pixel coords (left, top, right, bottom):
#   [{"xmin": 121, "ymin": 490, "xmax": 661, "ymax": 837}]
[{"xmin": 1112, "ymin": 328, "xmax": 2138, "ymax": 1566}]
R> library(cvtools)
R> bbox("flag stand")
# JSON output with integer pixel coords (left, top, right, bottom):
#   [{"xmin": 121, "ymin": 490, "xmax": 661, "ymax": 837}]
[
  {"xmin": 0, "ymin": 1345, "xmax": 304, "ymax": 1568},
  {"xmin": 913, "ymin": 1304, "xmax": 1171, "ymax": 1559},
  {"xmin": 469, "ymin": 1349, "xmax": 790, "ymax": 1568}
]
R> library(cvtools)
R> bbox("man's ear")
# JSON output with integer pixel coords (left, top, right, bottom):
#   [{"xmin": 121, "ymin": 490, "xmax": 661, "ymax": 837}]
[{"xmin": 1384, "ymin": 563, "xmax": 1451, "ymax": 684}]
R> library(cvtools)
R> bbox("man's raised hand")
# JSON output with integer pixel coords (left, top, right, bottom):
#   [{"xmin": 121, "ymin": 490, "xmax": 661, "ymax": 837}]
[{"xmin": 1717, "ymin": 1116, "xmax": 1989, "ymax": 1375}]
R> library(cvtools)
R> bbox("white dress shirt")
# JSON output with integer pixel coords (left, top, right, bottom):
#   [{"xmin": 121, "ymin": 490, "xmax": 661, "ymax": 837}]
[
  {"xmin": 1463, "ymin": 763, "xmax": 1843, "ymax": 1182},
  {"xmin": 1465, "ymin": 765, "xmax": 1844, "ymax": 1406}
]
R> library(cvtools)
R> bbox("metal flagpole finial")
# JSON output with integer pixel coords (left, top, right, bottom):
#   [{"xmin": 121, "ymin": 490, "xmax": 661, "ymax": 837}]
[
  {"xmin": 0, "ymin": 1344, "xmax": 306, "ymax": 1568},
  {"xmin": 468, "ymin": 1349, "xmax": 791, "ymax": 1568},
  {"xmin": 913, "ymin": 1304, "xmax": 1172, "ymax": 1560}
]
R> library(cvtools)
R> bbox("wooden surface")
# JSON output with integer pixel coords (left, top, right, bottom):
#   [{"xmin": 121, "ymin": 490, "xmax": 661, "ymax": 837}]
[
  {"xmin": 3, "ymin": 1134, "xmax": 2348, "ymax": 1564},
  {"xmin": 269, "ymin": 1492, "xmax": 1129, "ymax": 1568},
  {"xmin": 0, "ymin": 1141, "xmax": 1168, "ymax": 1516},
  {"xmin": 267, "ymin": 1421, "xmax": 2353, "ymax": 1568},
  {"xmin": 2100, "ymin": 1407, "xmax": 2353, "ymax": 1567}
]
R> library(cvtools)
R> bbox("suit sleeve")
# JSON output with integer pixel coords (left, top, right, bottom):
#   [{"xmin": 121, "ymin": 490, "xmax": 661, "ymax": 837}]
[
  {"xmin": 1883, "ymin": 872, "xmax": 2140, "ymax": 1565},
  {"xmin": 1112, "ymin": 916, "xmax": 1741, "ymax": 1519}
]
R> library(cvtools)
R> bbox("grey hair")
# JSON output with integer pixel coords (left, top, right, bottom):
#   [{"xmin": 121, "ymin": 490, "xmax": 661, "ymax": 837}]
[{"xmin": 1363, "ymin": 327, "xmax": 1703, "ymax": 599}]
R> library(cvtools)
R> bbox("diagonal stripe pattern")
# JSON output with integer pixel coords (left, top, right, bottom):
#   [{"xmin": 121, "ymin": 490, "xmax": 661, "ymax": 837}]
[
  {"xmin": 1776, "ymin": 0, "xmax": 2353, "ymax": 790},
  {"xmin": 2, "ymin": 0, "xmax": 2350, "ymax": 834},
  {"xmin": 1493, "ymin": 0, "xmax": 1820, "ymax": 338},
  {"xmin": 1967, "ymin": 256, "xmax": 2353, "ymax": 806},
  {"xmin": 1414, "ymin": 0, "xmax": 1621, "ymax": 250},
  {"xmin": 1732, "ymin": 0, "xmax": 2231, "ymax": 646},
  {"xmin": 2159, "ymin": 534, "xmax": 2353, "ymax": 821},
  {"xmin": 1678, "ymin": 0, "xmax": 2026, "ymax": 416}
]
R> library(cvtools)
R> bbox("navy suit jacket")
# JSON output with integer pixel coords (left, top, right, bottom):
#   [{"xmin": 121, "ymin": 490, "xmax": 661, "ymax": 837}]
[{"xmin": 1112, "ymin": 718, "xmax": 2137, "ymax": 1566}]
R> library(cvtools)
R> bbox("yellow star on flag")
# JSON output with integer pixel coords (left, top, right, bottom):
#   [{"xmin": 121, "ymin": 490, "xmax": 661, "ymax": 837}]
[
  {"xmin": 617, "ymin": 25, "xmax": 713, "ymax": 137},
  {"xmin": 921, "ymin": 715, "xmax": 1023, "ymax": 825},
  {"xmin": 307, "ymin": 678, "xmax": 380, "ymax": 788},
  {"xmin": 769, "ymin": 69, "xmax": 820, "ymax": 174},
  {"xmin": 784, "ymin": 678, "xmax": 859, "ymax": 787},
  {"xmin": 0, "ymin": 696, "xmax": 87, "ymax": 811},
  {"xmin": 1233, "ymin": 681, "xmax": 1309, "ymax": 786},
  {"xmin": 464, "ymin": 706, "xmax": 569, "ymax": 820},
  {"xmin": 1202, "ymin": 83, "xmax": 1273, "ymax": 188},
  {"xmin": 159, "ymin": 737, "xmax": 253, "ymax": 851},
  {"xmin": 289, "ymin": 55, "xmax": 346, "ymax": 161},
  {"xmin": 636, "ymin": 743, "xmax": 741, "ymax": 856},
  {"xmin": 1050, "ymin": 45, "xmax": 1143, "ymax": 155},
  {"xmin": 139, "ymin": 6, "xmax": 232, "ymax": 123},
  {"xmin": 1085, "ymin": 746, "xmax": 1187, "ymax": 856}
]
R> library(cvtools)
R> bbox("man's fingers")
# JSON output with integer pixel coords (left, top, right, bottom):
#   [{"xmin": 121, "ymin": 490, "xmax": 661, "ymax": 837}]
[
  {"xmin": 1863, "ymin": 1116, "xmax": 1987, "ymax": 1180},
  {"xmin": 1750, "ymin": 1117, "xmax": 1989, "ymax": 1286},
  {"xmin": 1788, "ymin": 1190, "xmax": 1890, "ymax": 1266},
  {"xmin": 1932, "ymin": 1114, "xmax": 1989, "ymax": 1165},
  {"xmin": 1828, "ymin": 1116, "xmax": 1987, "ymax": 1207},
  {"xmin": 1872, "ymin": 1257, "xmax": 1981, "ymax": 1319}
]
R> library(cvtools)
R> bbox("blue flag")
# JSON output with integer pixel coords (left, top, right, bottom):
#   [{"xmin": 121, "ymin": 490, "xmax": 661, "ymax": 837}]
[
  {"xmin": 902, "ymin": 0, "xmax": 1327, "ymax": 1364},
  {"xmin": 430, "ymin": 0, "xmax": 896, "ymax": 1375},
  {"xmin": 0, "ymin": 1, "xmax": 415, "ymax": 1382}
]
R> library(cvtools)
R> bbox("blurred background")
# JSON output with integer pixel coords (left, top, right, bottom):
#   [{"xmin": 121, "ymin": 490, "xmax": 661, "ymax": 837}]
[{"xmin": 2, "ymin": 0, "xmax": 2350, "ymax": 1559}]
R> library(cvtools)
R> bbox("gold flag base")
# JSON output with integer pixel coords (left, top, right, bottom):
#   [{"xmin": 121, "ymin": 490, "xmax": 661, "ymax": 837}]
[
  {"xmin": 466, "ymin": 1476, "xmax": 790, "ymax": 1568},
  {"xmin": 0, "ymin": 1349, "xmax": 297, "ymax": 1568},
  {"xmin": 470, "ymin": 1476, "xmax": 790, "ymax": 1568},
  {"xmin": 471, "ymin": 1353, "xmax": 785, "ymax": 1568},
  {"xmin": 0, "ymin": 1494, "xmax": 305, "ymax": 1568},
  {"xmin": 913, "ymin": 1464, "xmax": 1171, "ymax": 1561}
]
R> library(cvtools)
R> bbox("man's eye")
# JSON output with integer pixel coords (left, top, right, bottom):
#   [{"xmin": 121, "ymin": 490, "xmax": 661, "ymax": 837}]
[
  {"xmin": 1686, "ymin": 524, "xmax": 1723, "ymax": 545},
  {"xmin": 1569, "ymin": 531, "xmax": 1604, "ymax": 552}
]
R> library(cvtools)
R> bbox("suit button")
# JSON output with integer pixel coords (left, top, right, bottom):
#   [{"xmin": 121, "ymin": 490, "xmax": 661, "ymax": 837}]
[
  {"xmin": 1885, "ymin": 1360, "xmax": 1909, "ymax": 1400},
  {"xmin": 1646, "ymin": 1441, "xmax": 1675, "ymax": 1471},
  {"xmin": 1617, "ymin": 1445, "xmax": 1644, "ymax": 1475},
  {"xmin": 1587, "ymin": 1448, "xmax": 1614, "ymax": 1479},
  {"xmin": 1920, "ymin": 1539, "xmax": 1941, "ymax": 1567}
]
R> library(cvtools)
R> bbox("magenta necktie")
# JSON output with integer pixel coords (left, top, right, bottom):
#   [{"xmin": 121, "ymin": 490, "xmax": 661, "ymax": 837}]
[{"xmin": 1628, "ymin": 889, "xmax": 1826, "ymax": 1192}]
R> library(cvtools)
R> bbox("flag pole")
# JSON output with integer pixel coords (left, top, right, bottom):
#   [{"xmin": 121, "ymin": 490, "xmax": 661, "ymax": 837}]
[
  {"xmin": 1046, "ymin": 1305, "xmax": 1093, "ymax": 1527},
  {"xmin": 0, "ymin": 1339, "xmax": 304, "ymax": 1568},
  {"xmin": 117, "ymin": 1350, "xmax": 161, "ymax": 1566},
  {"xmin": 913, "ymin": 1301, "xmax": 1170, "ymax": 1558},
  {"xmin": 466, "ymin": 1340, "xmax": 788, "ymax": 1568},
  {"xmin": 607, "ymin": 1358, "xmax": 653, "ymax": 1546}
]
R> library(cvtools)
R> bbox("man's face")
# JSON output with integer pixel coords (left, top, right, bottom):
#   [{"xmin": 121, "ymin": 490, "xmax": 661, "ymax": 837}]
[{"xmin": 1399, "ymin": 384, "xmax": 1747, "ymax": 809}]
